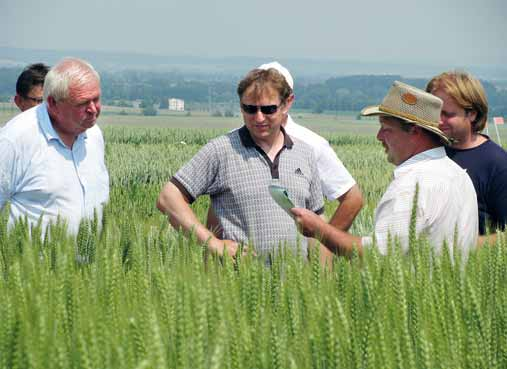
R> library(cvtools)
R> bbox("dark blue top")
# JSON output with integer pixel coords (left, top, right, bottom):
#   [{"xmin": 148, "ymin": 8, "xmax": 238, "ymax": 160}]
[{"xmin": 446, "ymin": 137, "xmax": 507, "ymax": 234}]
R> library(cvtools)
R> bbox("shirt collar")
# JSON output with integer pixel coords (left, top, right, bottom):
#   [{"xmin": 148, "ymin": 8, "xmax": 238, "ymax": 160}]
[
  {"xmin": 394, "ymin": 147, "xmax": 446, "ymax": 178},
  {"xmin": 37, "ymin": 103, "xmax": 88, "ymax": 147},
  {"xmin": 238, "ymin": 125, "xmax": 293, "ymax": 149}
]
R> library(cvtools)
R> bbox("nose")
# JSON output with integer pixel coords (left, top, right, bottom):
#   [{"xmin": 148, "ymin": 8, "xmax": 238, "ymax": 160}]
[
  {"xmin": 86, "ymin": 100, "xmax": 99, "ymax": 115},
  {"xmin": 376, "ymin": 128, "xmax": 383, "ymax": 142},
  {"xmin": 254, "ymin": 109, "xmax": 265, "ymax": 122}
]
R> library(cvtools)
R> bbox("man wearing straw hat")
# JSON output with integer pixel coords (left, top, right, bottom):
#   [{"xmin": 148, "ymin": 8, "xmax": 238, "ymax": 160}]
[
  {"xmin": 426, "ymin": 71, "xmax": 507, "ymax": 239},
  {"xmin": 291, "ymin": 81, "xmax": 478, "ymax": 258}
]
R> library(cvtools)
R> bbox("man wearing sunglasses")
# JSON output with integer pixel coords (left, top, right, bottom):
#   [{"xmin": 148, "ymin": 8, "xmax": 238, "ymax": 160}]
[
  {"xmin": 206, "ymin": 62, "xmax": 362, "ymax": 232},
  {"xmin": 158, "ymin": 68, "xmax": 324, "ymax": 259},
  {"xmin": 14, "ymin": 63, "xmax": 50, "ymax": 112}
]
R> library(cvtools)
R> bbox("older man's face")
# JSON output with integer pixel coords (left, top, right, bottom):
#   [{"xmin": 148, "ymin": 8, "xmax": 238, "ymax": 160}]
[
  {"xmin": 376, "ymin": 116, "xmax": 414, "ymax": 165},
  {"xmin": 15, "ymin": 84, "xmax": 44, "ymax": 112},
  {"xmin": 50, "ymin": 78, "xmax": 101, "ymax": 137}
]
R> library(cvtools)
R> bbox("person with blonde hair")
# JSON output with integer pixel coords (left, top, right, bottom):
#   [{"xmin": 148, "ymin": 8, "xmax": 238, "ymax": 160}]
[{"xmin": 426, "ymin": 71, "xmax": 507, "ymax": 237}]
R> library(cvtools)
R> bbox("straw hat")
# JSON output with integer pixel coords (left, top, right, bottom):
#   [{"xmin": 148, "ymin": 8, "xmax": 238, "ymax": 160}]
[
  {"xmin": 361, "ymin": 81, "xmax": 450, "ymax": 144},
  {"xmin": 258, "ymin": 61, "xmax": 294, "ymax": 90}
]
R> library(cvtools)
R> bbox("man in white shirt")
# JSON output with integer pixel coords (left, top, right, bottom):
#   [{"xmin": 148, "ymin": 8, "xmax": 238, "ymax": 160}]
[
  {"xmin": 258, "ymin": 62, "xmax": 363, "ymax": 231},
  {"xmin": 0, "ymin": 58, "xmax": 109, "ymax": 235},
  {"xmin": 291, "ymin": 81, "xmax": 478, "ymax": 259}
]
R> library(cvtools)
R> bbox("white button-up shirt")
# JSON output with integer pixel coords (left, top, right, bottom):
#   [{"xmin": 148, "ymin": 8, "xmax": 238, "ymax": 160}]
[
  {"xmin": 362, "ymin": 147, "xmax": 478, "ymax": 258},
  {"xmin": 0, "ymin": 104, "xmax": 109, "ymax": 235},
  {"xmin": 285, "ymin": 115, "xmax": 356, "ymax": 200}
]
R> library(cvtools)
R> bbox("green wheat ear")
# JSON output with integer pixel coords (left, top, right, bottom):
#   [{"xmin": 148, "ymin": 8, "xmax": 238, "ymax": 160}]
[{"xmin": 408, "ymin": 182, "xmax": 419, "ymax": 253}]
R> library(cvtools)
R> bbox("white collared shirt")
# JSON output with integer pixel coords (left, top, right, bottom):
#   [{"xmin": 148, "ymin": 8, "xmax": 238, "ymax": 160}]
[
  {"xmin": 0, "ymin": 104, "xmax": 109, "ymax": 235},
  {"xmin": 284, "ymin": 115, "xmax": 356, "ymax": 200},
  {"xmin": 362, "ymin": 147, "xmax": 478, "ymax": 258}
]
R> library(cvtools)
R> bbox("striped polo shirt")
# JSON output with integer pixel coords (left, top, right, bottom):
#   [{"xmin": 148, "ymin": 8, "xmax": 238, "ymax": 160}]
[{"xmin": 172, "ymin": 125, "xmax": 324, "ymax": 256}]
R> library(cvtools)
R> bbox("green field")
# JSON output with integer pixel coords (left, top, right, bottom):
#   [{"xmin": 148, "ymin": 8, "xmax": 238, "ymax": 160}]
[
  {"xmin": 1, "ymin": 108, "xmax": 507, "ymax": 368},
  {"xmin": 2, "ymin": 104, "xmax": 506, "ymax": 142}
]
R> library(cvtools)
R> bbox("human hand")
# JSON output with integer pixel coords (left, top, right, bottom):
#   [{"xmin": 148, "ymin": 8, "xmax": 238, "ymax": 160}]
[
  {"xmin": 208, "ymin": 238, "xmax": 239, "ymax": 258},
  {"xmin": 291, "ymin": 208, "xmax": 326, "ymax": 238}
]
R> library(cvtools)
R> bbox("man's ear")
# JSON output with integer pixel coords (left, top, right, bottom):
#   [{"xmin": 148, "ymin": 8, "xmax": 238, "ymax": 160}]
[
  {"xmin": 282, "ymin": 94, "xmax": 295, "ymax": 114},
  {"xmin": 412, "ymin": 125, "xmax": 424, "ymax": 136},
  {"xmin": 466, "ymin": 109, "xmax": 478, "ymax": 124},
  {"xmin": 46, "ymin": 96, "xmax": 57, "ymax": 111},
  {"xmin": 14, "ymin": 94, "xmax": 22, "ymax": 110}
]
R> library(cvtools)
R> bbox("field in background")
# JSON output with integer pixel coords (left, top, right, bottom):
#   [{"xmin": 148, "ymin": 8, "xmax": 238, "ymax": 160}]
[{"xmin": 2, "ymin": 104, "xmax": 507, "ymax": 144}]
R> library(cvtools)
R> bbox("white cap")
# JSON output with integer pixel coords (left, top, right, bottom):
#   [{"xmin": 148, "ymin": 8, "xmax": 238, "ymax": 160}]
[{"xmin": 257, "ymin": 61, "xmax": 294, "ymax": 90}]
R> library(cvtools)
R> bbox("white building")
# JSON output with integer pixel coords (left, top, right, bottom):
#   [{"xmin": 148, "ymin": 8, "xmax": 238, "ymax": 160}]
[{"xmin": 168, "ymin": 98, "xmax": 185, "ymax": 111}]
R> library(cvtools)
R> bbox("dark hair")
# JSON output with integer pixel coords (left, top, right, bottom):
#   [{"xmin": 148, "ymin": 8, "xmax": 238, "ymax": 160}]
[
  {"xmin": 237, "ymin": 68, "xmax": 292, "ymax": 103},
  {"xmin": 16, "ymin": 63, "xmax": 50, "ymax": 97}
]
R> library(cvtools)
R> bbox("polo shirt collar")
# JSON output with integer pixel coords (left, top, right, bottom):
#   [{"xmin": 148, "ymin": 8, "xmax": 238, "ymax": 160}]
[
  {"xmin": 394, "ymin": 146, "xmax": 446, "ymax": 178},
  {"xmin": 37, "ymin": 103, "xmax": 88, "ymax": 147},
  {"xmin": 238, "ymin": 125, "xmax": 293, "ymax": 149}
]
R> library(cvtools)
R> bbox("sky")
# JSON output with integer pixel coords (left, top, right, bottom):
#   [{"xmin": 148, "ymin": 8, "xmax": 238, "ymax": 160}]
[{"xmin": 1, "ymin": 0, "xmax": 506, "ymax": 67}]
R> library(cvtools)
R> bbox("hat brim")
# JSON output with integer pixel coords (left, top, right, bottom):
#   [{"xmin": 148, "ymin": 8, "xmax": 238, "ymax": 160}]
[{"xmin": 360, "ymin": 105, "xmax": 451, "ymax": 145}]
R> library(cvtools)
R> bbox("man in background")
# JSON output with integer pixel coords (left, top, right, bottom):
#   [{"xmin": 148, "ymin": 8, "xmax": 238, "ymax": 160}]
[
  {"xmin": 426, "ymin": 71, "xmax": 507, "ymax": 239},
  {"xmin": 258, "ymin": 62, "xmax": 363, "ymax": 231},
  {"xmin": 14, "ymin": 63, "xmax": 49, "ymax": 112},
  {"xmin": 292, "ymin": 81, "xmax": 478, "ymax": 259},
  {"xmin": 0, "ymin": 58, "xmax": 109, "ymax": 235}
]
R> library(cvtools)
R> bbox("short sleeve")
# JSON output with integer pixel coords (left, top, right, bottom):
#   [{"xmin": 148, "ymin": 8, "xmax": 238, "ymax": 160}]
[
  {"xmin": 306, "ymin": 150, "xmax": 325, "ymax": 214},
  {"xmin": 317, "ymin": 143, "xmax": 356, "ymax": 200},
  {"xmin": 172, "ymin": 140, "xmax": 221, "ymax": 202}
]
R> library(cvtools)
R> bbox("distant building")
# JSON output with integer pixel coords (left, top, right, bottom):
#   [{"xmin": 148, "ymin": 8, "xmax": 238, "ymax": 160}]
[{"xmin": 169, "ymin": 98, "xmax": 185, "ymax": 111}]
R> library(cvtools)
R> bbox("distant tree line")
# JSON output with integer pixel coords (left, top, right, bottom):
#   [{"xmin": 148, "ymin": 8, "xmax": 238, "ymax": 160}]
[{"xmin": 0, "ymin": 68, "xmax": 506, "ymax": 116}]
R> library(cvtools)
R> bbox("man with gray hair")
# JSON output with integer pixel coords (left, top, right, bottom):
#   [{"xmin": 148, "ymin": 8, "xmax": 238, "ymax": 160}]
[
  {"xmin": 292, "ymin": 81, "xmax": 478, "ymax": 259},
  {"xmin": 0, "ymin": 58, "xmax": 109, "ymax": 234}
]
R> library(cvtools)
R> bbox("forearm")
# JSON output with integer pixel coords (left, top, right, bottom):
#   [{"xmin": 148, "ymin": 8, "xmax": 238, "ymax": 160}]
[
  {"xmin": 157, "ymin": 182, "xmax": 215, "ymax": 245},
  {"xmin": 316, "ymin": 223, "xmax": 363, "ymax": 257},
  {"xmin": 329, "ymin": 184, "xmax": 363, "ymax": 231}
]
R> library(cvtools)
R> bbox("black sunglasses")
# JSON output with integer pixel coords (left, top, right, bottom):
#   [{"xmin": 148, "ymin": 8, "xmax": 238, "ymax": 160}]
[{"xmin": 241, "ymin": 103, "xmax": 280, "ymax": 115}]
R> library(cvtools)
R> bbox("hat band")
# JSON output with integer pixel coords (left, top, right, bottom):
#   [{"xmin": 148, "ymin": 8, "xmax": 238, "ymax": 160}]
[{"xmin": 379, "ymin": 105, "xmax": 439, "ymax": 129}]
